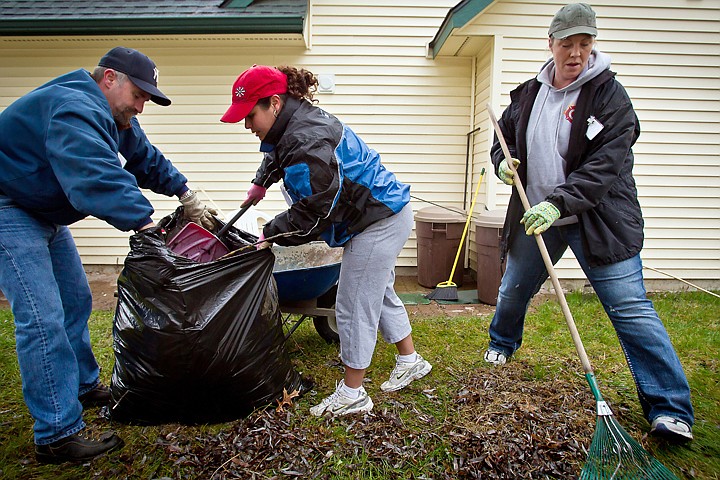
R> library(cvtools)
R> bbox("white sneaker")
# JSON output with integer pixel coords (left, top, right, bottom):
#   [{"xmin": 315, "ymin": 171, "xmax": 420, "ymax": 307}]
[
  {"xmin": 309, "ymin": 380, "xmax": 374, "ymax": 417},
  {"xmin": 380, "ymin": 354, "xmax": 432, "ymax": 392},
  {"xmin": 483, "ymin": 348, "xmax": 507, "ymax": 366},
  {"xmin": 650, "ymin": 415, "xmax": 693, "ymax": 443}
]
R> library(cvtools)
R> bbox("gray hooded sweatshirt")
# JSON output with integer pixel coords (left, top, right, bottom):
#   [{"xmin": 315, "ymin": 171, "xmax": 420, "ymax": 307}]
[{"xmin": 526, "ymin": 49, "xmax": 612, "ymax": 226}]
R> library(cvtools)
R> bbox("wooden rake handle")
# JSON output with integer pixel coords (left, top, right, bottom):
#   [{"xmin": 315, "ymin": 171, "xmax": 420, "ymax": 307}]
[{"xmin": 487, "ymin": 104, "xmax": 594, "ymax": 375}]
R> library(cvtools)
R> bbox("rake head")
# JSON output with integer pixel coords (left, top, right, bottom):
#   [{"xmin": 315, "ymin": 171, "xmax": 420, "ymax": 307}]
[
  {"xmin": 581, "ymin": 412, "xmax": 679, "ymax": 479},
  {"xmin": 580, "ymin": 375, "xmax": 679, "ymax": 480}
]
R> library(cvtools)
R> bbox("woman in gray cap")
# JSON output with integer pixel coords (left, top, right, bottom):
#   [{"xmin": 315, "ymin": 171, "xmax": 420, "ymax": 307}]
[{"xmin": 483, "ymin": 3, "xmax": 694, "ymax": 444}]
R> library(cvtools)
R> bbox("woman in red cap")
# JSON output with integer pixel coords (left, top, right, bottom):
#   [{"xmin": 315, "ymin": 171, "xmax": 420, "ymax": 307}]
[{"xmin": 221, "ymin": 65, "xmax": 432, "ymax": 418}]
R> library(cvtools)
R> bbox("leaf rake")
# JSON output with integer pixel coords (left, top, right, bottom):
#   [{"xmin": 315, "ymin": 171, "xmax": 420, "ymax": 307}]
[{"xmin": 488, "ymin": 104, "xmax": 679, "ymax": 479}]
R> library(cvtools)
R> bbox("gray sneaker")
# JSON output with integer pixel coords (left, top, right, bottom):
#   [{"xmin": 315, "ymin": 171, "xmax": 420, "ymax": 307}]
[
  {"xmin": 380, "ymin": 354, "xmax": 432, "ymax": 392},
  {"xmin": 309, "ymin": 380, "xmax": 374, "ymax": 417},
  {"xmin": 483, "ymin": 348, "xmax": 507, "ymax": 366},
  {"xmin": 650, "ymin": 415, "xmax": 693, "ymax": 443}
]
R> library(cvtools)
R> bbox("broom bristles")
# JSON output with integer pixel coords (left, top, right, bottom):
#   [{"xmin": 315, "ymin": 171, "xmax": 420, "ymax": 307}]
[
  {"xmin": 425, "ymin": 281, "xmax": 458, "ymax": 301},
  {"xmin": 580, "ymin": 412, "xmax": 679, "ymax": 479}
]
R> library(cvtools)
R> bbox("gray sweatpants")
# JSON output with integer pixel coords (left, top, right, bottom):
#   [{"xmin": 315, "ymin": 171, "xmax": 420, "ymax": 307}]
[{"xmin": 336, "ymin": 203, "xmax": 414, "ymax": 370}]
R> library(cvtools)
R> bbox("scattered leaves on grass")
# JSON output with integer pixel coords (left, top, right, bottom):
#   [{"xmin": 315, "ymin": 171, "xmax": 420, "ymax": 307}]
[{"xmin": 152, "ymin": 360, "xmax": 615, "ymax": 479}]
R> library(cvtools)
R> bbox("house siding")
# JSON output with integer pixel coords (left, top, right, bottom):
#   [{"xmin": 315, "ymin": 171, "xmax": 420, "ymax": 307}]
[
  {"xmin": 1, "ymin": 0, "xmax": 717, "ymax": 289},
  {"xmin": 0, "ymin": 1, "xmax": 467, "ymax": 269}
]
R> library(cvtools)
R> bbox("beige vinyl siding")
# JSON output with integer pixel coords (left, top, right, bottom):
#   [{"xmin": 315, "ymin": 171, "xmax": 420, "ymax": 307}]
[
  {"xmin": 467, "ymin": 40, "xmax": 496, "ymax": 275},
  {"xmin": 459, "ymin": 0, "xmax": 719, "ymax": 286},
  {"xmin": 2, "ymin": 0, "xmax": 718, "ymax": 289},
  {"xmin": 306, "ymin": 0, "xmax": 472, "ymax": 269},
  {"xmin": 0, "ymin": 1, "xmax": 470, "ymax": 268}
]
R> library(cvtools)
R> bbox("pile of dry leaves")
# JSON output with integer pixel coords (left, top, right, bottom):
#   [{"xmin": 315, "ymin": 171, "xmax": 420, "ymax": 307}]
[
  {"xmin": 152, "ymin": 360, "xmax": 604, "ymax": 479},
  {"xmin": 447, "ymin": 360, "xmax": 594, "ymax": 478}
]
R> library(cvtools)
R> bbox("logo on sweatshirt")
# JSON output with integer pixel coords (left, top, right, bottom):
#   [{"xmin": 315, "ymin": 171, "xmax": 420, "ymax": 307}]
[{"xmin": 564, "ymin": 105, "xmax": 576, "ymax": 123}]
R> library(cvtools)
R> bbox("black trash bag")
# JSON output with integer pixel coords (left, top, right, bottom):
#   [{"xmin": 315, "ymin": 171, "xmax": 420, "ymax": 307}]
[{"xmin": 109, "ymin": 208, "xmax": 304, "ymax": 424}]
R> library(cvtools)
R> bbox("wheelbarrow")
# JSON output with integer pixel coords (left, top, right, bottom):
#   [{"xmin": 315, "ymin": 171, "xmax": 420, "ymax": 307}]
[{"xmin": 272, "ymin": 242, "xmax": 342, "ymax": 344}]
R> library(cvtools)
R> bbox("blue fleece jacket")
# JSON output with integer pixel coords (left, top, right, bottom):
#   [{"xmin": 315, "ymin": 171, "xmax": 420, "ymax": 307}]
[{"xmin": 0, "ymin": 69, "xmax": 187, "ymax": 231}]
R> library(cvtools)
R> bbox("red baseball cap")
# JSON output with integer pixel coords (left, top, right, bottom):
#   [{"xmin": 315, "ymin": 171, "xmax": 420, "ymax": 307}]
[{"xmin": 220, "ymin": 65, "xmax": 288, "ymax": 123}]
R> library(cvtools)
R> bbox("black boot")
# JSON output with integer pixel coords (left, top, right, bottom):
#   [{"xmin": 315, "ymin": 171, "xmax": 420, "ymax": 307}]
[
  {"xmin": 79, "ymin": 383, "xmax": 111, "ymax": 408},
  {"xmin": 35, "ymin": 430, "xmax": 124, "ymax": 464}
]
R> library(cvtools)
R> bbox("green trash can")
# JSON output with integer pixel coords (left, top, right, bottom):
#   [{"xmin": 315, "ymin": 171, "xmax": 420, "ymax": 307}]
[
  {"xmin": 474, "ymin": 209, "xmax": 507, "ymax": 305},
  {"xmin": 414, "ymin": 206, "xmax": 467, "ymax": 288}
]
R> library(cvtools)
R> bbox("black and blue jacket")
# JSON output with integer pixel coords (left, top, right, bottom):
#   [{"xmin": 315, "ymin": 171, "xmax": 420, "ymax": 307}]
[
  {"xmin": 0, "ymin": 69, "xmax": 187, "ymax": 231},
  {"xmin": 253, "ymin": 97, "xmax": 409, "ymax": 247}
]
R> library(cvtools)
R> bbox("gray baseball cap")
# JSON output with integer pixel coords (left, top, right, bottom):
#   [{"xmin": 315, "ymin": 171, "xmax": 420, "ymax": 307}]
[{"xmin": 548, "ymin": 3, "xmax": 597, "ymax": 39}]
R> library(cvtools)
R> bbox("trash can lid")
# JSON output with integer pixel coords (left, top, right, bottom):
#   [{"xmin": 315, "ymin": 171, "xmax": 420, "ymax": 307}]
[
  {"xmin": 414, "ymin": 206, "xmax": 467, "ymax": 223},
  {"xmin": 474, "ymin": 209, "xmax": 506, "ymax": 228}
]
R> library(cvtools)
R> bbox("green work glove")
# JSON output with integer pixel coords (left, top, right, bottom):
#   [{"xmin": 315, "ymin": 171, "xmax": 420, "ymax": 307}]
[
  {"xmin": 498, "ymin": 158, "xmax": 520, "ymax": 185},
  {"xmin": 521, "ymin": 201, "xmax": 560, "ymax": 235}
]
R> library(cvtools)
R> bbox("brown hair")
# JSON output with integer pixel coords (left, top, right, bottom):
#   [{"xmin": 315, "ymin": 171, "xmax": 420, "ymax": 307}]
[
  {"xmin": 256, "ymin": 65, "xmax": 319, "ymax": 109},
  {"xmin": 278, "ymin": 66, "xmax": 318, "ymax": 103}
]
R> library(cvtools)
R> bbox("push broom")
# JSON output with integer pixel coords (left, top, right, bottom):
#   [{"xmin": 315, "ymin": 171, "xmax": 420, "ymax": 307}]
[
  {"xmin": 425, "ymin": 168, "xmax": 485, "ymax": 301},
  {"xmin": 488, "ymin": 104, "xmax": 679, "ymax": 479}
]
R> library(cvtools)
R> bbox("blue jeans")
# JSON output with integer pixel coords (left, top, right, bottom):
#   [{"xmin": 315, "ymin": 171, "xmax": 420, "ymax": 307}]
[
  {"xmin": 0, "ymin": 198, "xmax": 98, "ymax": 444},
  {"xmin": 488, "ymin": 223, "xmax": 694, "ymax": 425}
]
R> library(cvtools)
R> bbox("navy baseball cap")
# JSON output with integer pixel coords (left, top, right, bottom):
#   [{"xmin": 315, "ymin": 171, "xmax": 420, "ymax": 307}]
[{"xmin": 98, "ymin": 47, "xmax": 171, "ymax": 106}]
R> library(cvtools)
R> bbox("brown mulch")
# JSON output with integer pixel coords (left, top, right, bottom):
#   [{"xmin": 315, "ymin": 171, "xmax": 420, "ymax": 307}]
[{"xmin": 149, "ymin": 361, "xmax": 595, "ymax": 479}]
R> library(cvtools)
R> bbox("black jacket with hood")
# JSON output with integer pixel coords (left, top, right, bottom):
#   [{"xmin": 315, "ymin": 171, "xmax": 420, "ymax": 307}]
[{"xmin": 491, "ymin": 68, "xmax": 643, "ymax": 267}]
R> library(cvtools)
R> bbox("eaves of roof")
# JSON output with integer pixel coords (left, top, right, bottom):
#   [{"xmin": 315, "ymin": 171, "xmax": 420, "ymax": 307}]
[
  {"xmin": 0, "ymin": 1, "xmax": 306, "ymax": 36},
  {"xmin": 428, "ymin": 0, "xmax": 493, "ymax": 59},
  {"xmin": 0, "ymin": 17, "xmax": 304, "ymax": 36}
]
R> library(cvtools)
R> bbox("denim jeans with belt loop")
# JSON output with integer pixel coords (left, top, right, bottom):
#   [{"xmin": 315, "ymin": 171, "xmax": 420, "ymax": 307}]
[
  {"xmin": 0, "ymin": 197, "xmax": 99, "ymax": 444},
  {"xmin": 488, "ymin": 222, "xmax": 694, "ymax": 425}
]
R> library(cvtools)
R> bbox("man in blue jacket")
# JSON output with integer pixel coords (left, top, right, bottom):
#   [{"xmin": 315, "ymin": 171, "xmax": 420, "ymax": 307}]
[{"xmin": 0, "ymin": 47, "xmax": 215, "ymax": 463}]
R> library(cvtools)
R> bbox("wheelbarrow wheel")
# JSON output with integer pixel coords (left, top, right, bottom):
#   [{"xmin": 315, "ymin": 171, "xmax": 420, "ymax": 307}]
[{"xmin": 313, "ymin": 285, "xmax": 339, "ymax": 344}]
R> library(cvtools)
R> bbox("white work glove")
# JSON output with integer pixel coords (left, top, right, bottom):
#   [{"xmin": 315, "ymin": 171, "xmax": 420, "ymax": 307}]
[
  {"xmin": 179, "ymin": 190, "xmax": 218, "ymax": 230},
  {"xmin": 498, "ymin": 158, "xmax": 520, "ymax": 185},
  {"xmin": 242, "ymin": 183, "xmax": 267, "ymax": 207}
]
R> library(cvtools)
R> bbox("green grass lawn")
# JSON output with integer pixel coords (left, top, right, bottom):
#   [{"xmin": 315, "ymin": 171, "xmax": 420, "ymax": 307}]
[{"xmin": 0, "ymin": 291, "xmax": 717, "ymax": 479}]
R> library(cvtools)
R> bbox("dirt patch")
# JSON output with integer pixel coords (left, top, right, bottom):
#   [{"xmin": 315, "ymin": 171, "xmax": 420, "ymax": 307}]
[
  {"xmin": 1, "ymin": 274, "xmax": 502, "ymax": 315},
  {"xmin": 0, "ymin": 271, "xmax": 119, "ymax": 312},
  {"xmin": 1, "ymin": 274, "xmax": 553, "ymax": 318},
  {"xmin": 86, "ymin": 271, "xmax": 120, "ymax": 311},
  {"xmin": 407, "ymin": 301, "xmax": 496, "ymax": 318}
]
